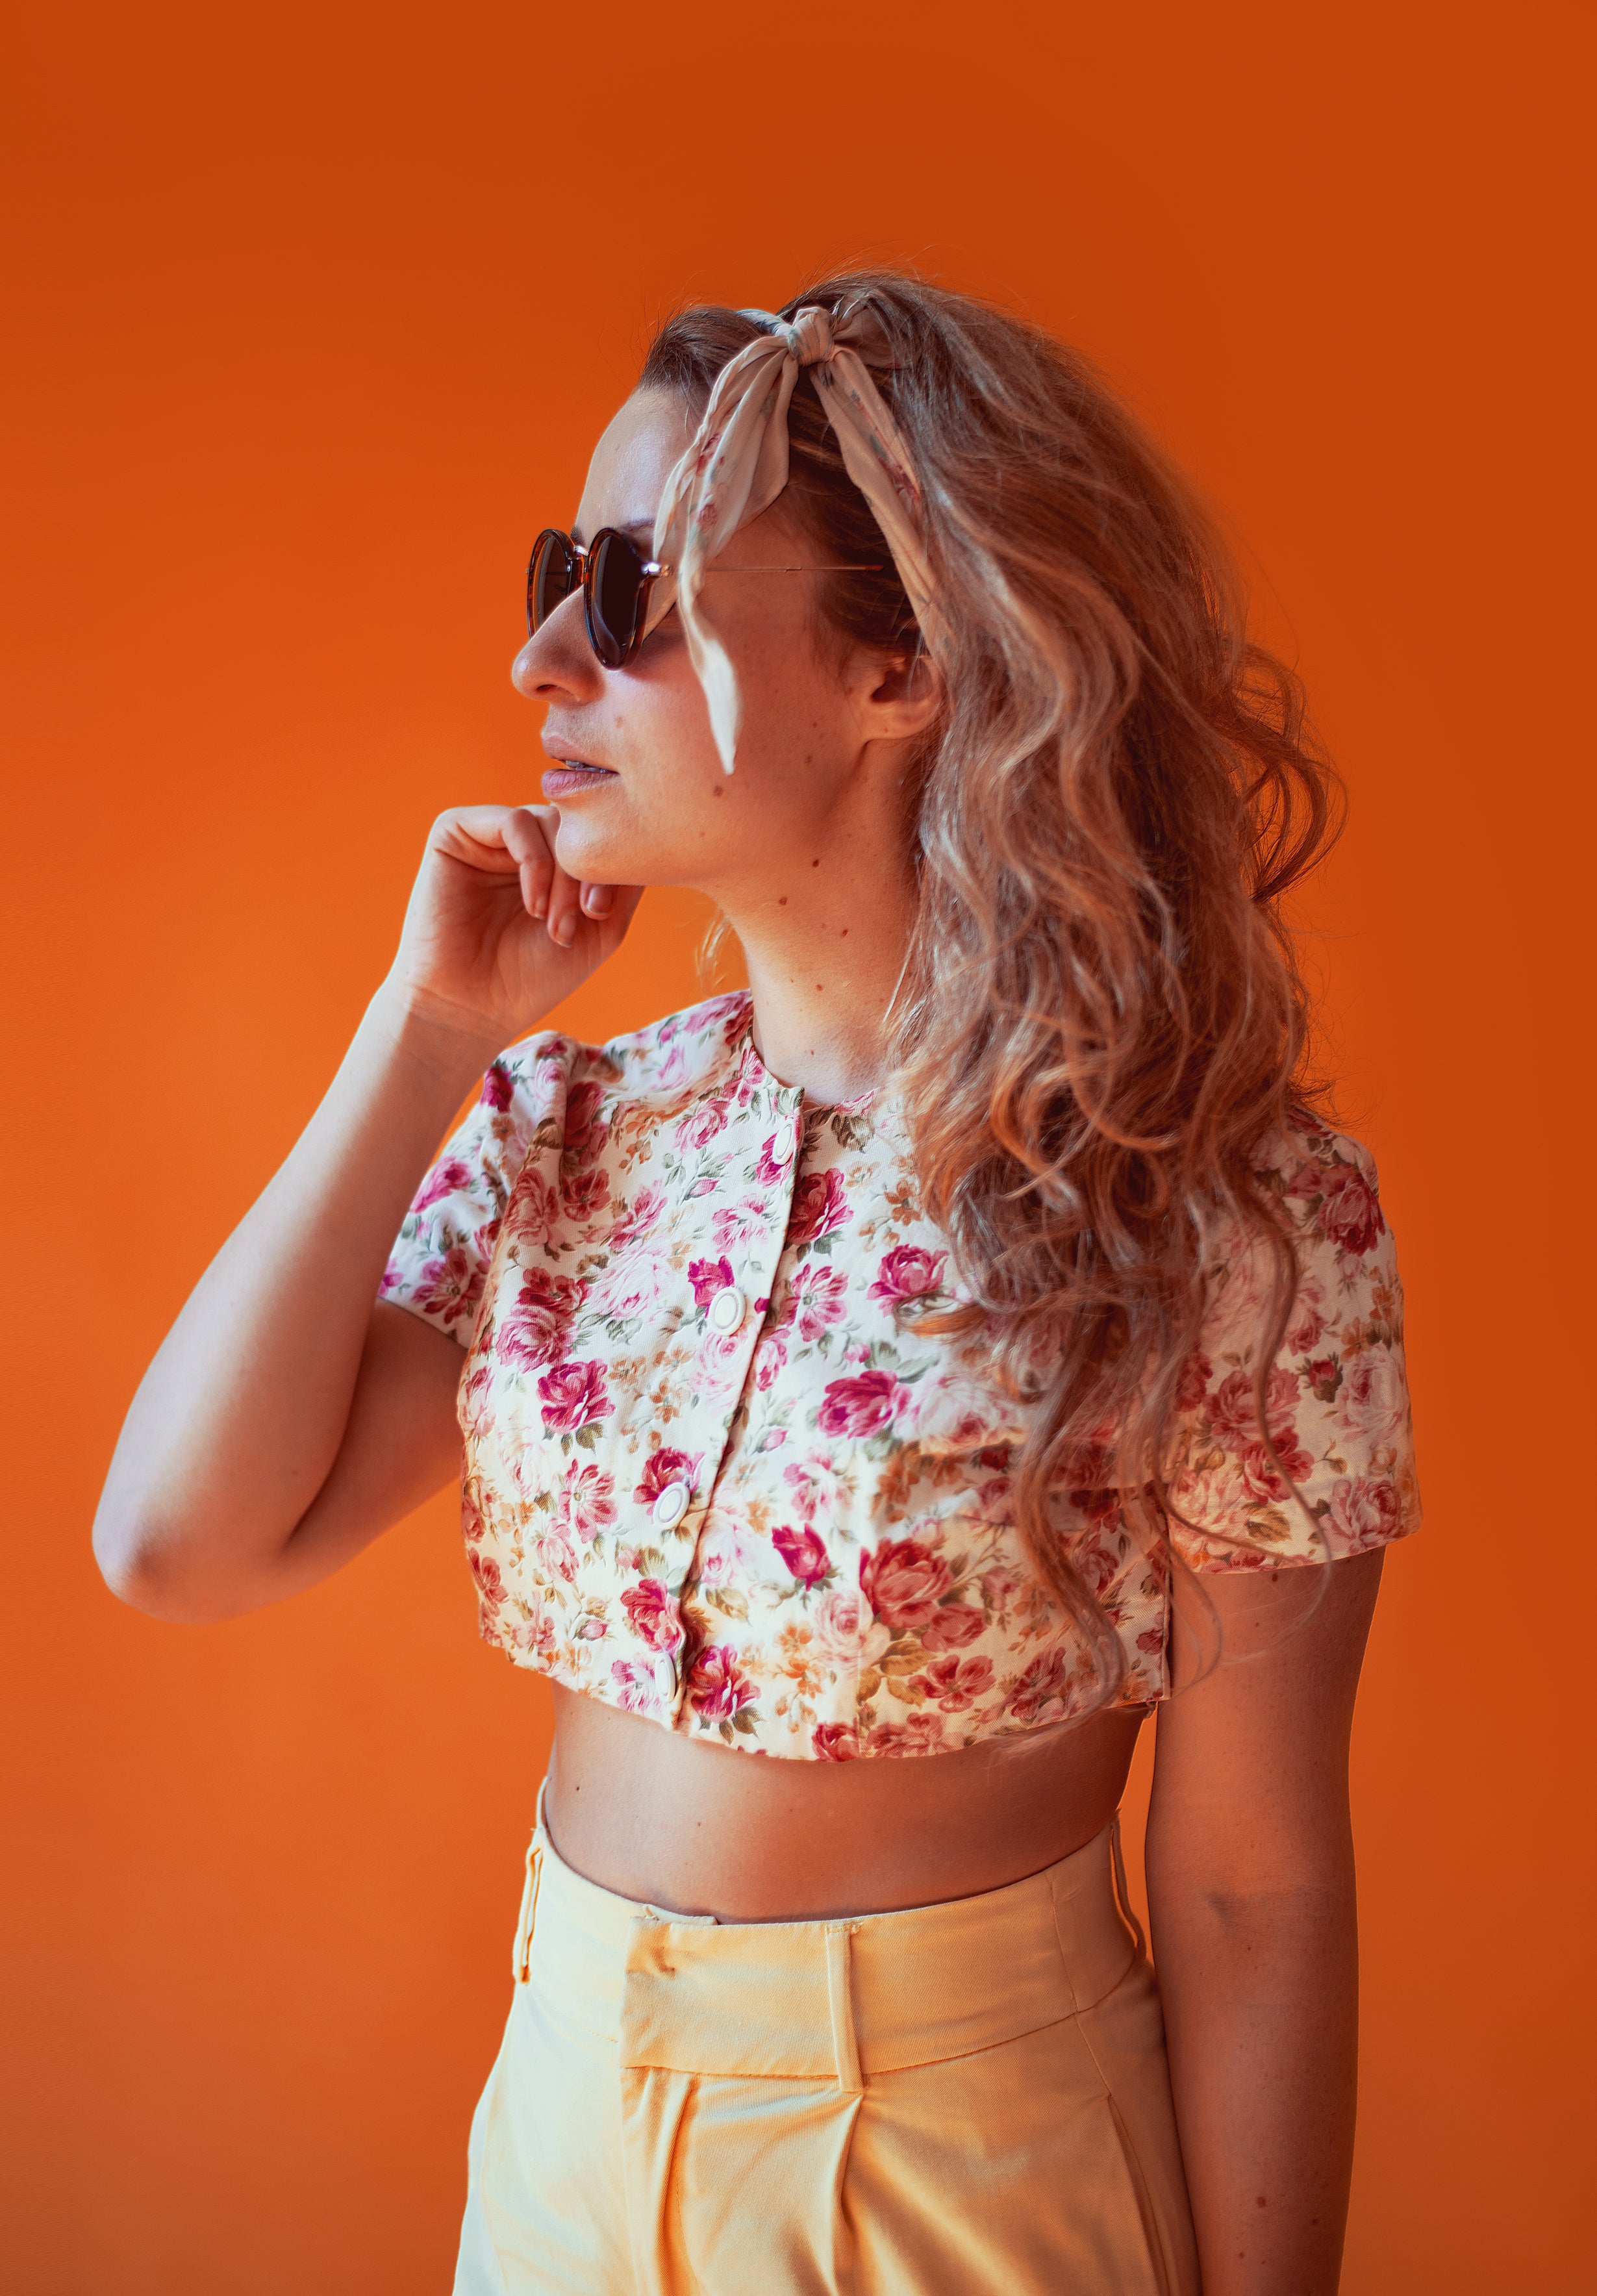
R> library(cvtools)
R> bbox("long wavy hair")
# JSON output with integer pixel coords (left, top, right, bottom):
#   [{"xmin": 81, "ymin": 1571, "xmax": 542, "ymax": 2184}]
[{"xmin": 640, "ymin": 271, "xmax": 1342, "ymax": 1702}]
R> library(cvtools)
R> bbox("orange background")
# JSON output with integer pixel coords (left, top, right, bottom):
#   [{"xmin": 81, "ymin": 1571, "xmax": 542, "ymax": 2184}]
[{"xmin": 3, "ymin": 3, "xmax": 1591, "ymax": 2288}]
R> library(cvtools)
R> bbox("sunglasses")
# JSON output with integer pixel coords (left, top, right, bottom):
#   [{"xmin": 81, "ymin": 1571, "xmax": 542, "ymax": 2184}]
[{"xmin": 526, "ymin": 527, "xmax": 883, "ymax": 670}]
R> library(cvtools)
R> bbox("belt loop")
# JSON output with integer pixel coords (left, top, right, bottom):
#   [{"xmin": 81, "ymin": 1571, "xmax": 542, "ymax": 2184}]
[
  {"xmin": 825, "ymin": 1923, "xmax": 864, "ymax": 2095},
  {"xmin": 514, "ymin": 1834, "xmax": 546, "ymax": 1983},
  {"xmin": 1109, "ymin": 1813, "xmax": 1148, "ymax": 1964}
]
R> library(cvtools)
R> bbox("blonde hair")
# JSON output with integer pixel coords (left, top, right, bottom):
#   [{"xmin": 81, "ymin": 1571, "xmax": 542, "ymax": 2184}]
[{"xmin": 642, "ymin": 271, "xmax": 1340, "ymax": 1700}]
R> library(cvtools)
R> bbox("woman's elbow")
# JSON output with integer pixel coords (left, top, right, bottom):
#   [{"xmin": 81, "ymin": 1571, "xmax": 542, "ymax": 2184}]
[{"xmin": 91, "ymin": 1502, "xmax": 243, "ymax": 1624}]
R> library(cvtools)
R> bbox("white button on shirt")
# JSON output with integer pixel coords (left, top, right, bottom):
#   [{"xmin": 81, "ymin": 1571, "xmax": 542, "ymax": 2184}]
[
  {"xmin": 651, "ymin": 1478, "xmax": 690, "ymax": 1530},
  {"xmin": 708, "ymin": 1285, "xmax": 746, "ymax": 1334},
  {"xmin": 652, "ymin": 1652, "xmax": 677, "ymax": 1700}
]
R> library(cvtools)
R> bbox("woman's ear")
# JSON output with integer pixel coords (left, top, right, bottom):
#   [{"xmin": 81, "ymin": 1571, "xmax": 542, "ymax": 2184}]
[{"xmin": 859, "ymin": 646, "xmax": 944, "ymax": 744}]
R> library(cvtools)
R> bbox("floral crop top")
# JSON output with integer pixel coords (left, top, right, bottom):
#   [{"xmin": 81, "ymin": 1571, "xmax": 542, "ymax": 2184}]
[{"xmin": 383, "ymin": 992, "xmax": 1420, "ymax": 1760}]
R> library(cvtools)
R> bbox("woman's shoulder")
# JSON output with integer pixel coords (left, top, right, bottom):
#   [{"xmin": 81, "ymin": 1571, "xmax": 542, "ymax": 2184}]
[
  {"xmin": 483, "ymin": 989, "xmax": 753, "ymax": 1114},
  {"xmin": 1195, "ymin": 1107, "xmax": 1406, "ymax": 1372},
  {"xmin": 1248, "ymin": 1108, "xmax": 1392, "ymax": 1266}
]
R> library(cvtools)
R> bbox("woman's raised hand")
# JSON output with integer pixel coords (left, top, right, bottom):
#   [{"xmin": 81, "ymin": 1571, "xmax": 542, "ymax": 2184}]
[{"xmin": 383, "ymin": 805, "xmax": 643, "ymax": 1055}]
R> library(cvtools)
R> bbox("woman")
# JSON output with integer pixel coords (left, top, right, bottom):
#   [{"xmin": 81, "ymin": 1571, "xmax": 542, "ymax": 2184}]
[{"xmin": 95, "ymin": 274, "xmax": 1420, "ymax": 2294}]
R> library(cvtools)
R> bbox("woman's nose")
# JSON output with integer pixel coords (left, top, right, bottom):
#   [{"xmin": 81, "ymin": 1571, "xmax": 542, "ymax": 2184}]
[{"xmin": 510, "ymin": 591, "xmax": 601, "ymax": 700}]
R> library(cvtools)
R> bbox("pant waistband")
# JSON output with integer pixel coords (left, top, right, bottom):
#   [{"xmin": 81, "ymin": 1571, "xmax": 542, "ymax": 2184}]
[{"xmin": 512, "ymin": 1789, "xmax": 1144, "ymax": 2092}]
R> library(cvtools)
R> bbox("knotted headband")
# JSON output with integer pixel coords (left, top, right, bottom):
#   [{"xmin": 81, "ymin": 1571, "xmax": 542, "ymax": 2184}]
[{"xmin": 648, "ymin": 299, "xmax": 948, "ymax": 772}]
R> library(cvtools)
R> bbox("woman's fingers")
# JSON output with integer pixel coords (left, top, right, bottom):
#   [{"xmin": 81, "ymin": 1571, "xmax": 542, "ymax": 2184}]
[
  {"xmin": 498, "ymin": 807, "xmax": 574, "ymax": 935},
  {"xmin": 443, "ymin": 802, "xmax": 622, "ymax": 949}
]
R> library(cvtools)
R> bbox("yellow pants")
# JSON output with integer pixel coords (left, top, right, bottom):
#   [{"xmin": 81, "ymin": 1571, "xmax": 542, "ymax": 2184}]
[{"xmin": 454, "ymin": 1797, "xmax": 1199, "ymax": 2295}]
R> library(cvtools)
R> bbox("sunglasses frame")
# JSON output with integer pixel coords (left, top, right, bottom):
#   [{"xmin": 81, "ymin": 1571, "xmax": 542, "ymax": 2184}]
[
  {"xmin": 526, "ymin": 528, "xmax": 665, "ymax": 671},
  {"xmin": 525, "ymin": 526, "xmax": 886, "ymax": 671}
]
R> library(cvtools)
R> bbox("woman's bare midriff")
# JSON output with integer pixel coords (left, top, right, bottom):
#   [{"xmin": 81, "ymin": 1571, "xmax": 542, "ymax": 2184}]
[{"xmin": 544, "ymin": 1682, "xmax": 1148, "ymax": 1923}]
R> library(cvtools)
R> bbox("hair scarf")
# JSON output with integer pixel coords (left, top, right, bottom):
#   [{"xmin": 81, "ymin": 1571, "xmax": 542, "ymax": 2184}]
[{"xmin": 648, "ymin": 301, "xmax": 949, "ymax": 772}]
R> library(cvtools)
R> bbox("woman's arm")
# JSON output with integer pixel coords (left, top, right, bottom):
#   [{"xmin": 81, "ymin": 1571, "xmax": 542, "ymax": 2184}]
[
  {"xmin": 93, "ymin": 805, "xmax": 639, "ymax": 1622},
  {"xmin": 1146, "ymin": 1548, "xmax": 1384, "ymax": 2294}
]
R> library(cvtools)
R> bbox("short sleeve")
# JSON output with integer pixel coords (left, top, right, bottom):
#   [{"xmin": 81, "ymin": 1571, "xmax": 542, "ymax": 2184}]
[
  {"xmin": 1166, "ymin": 1123, "xmax": 1422, "ymax": 1569},
  {"xmin": 381, "ymin": 1033, "xmax": 573, "ymax": 1346}
]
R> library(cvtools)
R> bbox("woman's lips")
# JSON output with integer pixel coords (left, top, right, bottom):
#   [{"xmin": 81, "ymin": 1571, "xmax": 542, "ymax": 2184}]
[{"xmin": 541, "ymin": 760, "xmax": 618, "ymax": 800}]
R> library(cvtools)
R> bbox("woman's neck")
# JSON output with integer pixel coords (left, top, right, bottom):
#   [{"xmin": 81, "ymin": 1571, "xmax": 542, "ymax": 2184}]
[{"xmin": 717, "ymin": 852, "xmax": 918, "ymax": 1105}]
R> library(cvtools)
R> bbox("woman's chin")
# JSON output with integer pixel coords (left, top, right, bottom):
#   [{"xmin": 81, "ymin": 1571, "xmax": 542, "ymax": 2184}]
[{"xmin": 553, "ymin": 829, "xmax": 634, "ymax": 887}]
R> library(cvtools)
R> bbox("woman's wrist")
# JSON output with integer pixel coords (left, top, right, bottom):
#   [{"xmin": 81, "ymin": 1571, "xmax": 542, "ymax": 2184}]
[{"xmin": 365, "ymin": 976, "xmax": 507, "ymax": 1096}]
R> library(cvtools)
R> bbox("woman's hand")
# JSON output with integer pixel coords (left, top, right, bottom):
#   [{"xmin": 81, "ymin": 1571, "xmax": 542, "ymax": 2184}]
[
  {"xmin": 383, "ymin": 804, "xmax": 644, "ymax": 1053},
  {"xmin": 94, "ymin": 801, "xmax": 646, "ymax": 1622}
]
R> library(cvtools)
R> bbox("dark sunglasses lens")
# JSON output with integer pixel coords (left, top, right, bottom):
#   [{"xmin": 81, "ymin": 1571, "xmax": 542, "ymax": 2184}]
[
  {"xmin": 528, "ymin": 531, "xmax": 576, "ymax": 632},
  {"xmin": 588, "ymin": 531, "xmax": 644, "ymax": 668}
]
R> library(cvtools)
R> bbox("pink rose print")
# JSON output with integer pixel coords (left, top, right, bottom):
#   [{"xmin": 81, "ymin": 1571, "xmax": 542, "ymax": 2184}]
[
  {"xmin": 812, "ymin": 1722, "xmax": 859, "ymax": 1761},
  {"xmin": 1061, "ymin": 1441, "xmax": 1119, "ymax": 1523},
  {"xmin": 687, "ymin": 1644, "xmax": 755, "ymax": 1721},
  {"xmin": 715, "ymin": 993, "xmax": 748, "ymax": 1042},
  {"xmin": 633, "ymin": 1447, "xmax": 703, "ymax": 1505},
  {"xmin": 529, "ymin": 1527, "xmax": 579, "ymax": 1584},
  {"xmin": 620, "ymin": 1577, "xmax": 682, "ymax": 1651},
  {"xmin": 783, "ymin": 1452, "xmax": 848, "ymax": 1526},
  {"xmin": 479, "ymin": 1062, "xmax": 515, "ymax": 1111},
  {"xmin": 1175, "ymin": 1348, "xmax": 1212, "ymax": 1413},
  {"xmin": 688, "ymin": 1256, "xmax": 735, "ymax": 1309},
  {"xmin": 868, "ymin": 1244, "xmax": 946, "ymax": 1307},
  {"xmin": 562, "ymin": 1079, "xmax": 608, "ymax": 1163},
  {"xmin": 498, "ymin": 1268, "xmax": 585, "ymax": 1372},
  {"xmin": 559, "ymin": 1461, "xmax": 617, "ymax": 1545},
  {"xmin": 1007, "ymin": 1645, "xmax": 1075, "ymax": 1725},
  {"xmin": 469, "ymin": 1550, "xmax": 507, "ymax": 1612},
  {"xmin": 1294, "ymin": 1157, "xmax": 1385, "ymax": 1257},
  {"xmin": 786, "ymin": 1263, "xmax": 849, "ymax": 1341},
  {"xmin": 1326, "ymin": 1474, "xmax": 1403, "ymax": 1551},
  {"xmin": 1207, "ymin": 1366, "xmax": 1301, "ymax": 1448},
  {"xmin": 677, "ymin": 1093, "xmax": 732, "ymax": 1150},
  {"xmin": 459, "ymin": 1356, "xmax": 496, "ymax": 1438},
  {"xmin": 536, "ymin": 1357, "xmax": 611, "ymax": 1434},
  {"xmin": 1071, "ymin": 1539, "xmax": 1121, "ymax": 1597},
  {"xmin": 911, "ymin": 1654, "xmax": 995, "ymax": 1711},
  {"xmin": 1238, "ymin": 1432, "xmax": 1314, "ymax": 1504},
  {"xmin": 1304, "ymin": 1354, "xmax": 1342, "ymax": 1402},
  {"xmin": 1287, "ymin": 1279, "xmax": 1329, "ymax": 1355},
  {"xmin": 610, "ymin": 1658, "xmax": 658, "ymax": 1715},
  {"xmin": 754, "ymin": 1333, "xmax": 787, "ymax": 1391},
  {"xmin": 786, "ymin": 1167, "xmax": 849, "ymax": 1246},
  {"xmin": 609, "ymin": 1182, "xmax": 666, "ymax": 1248},
  {"xmin": 590, "ymin": 1246, "xmax": 673, "ymax": 1324},
  {"xmin": 695, "ymin": 1328, "xmax": 748, "ymax": 1396},
  {"xmin": 860, "ymin": 1538, "xmax": 952, "ymax": 1634},
  {"xmin": 710, "ymin": 1195, "xmax": 768, "ymax": 1254},
  {"xmin": 920, "ymin": 1602, "xmax": 987, "ymax": 1652},
  {"xmin": 811, "ymin": 1585, "xmax": 868, "ymax": 1664},
  {"xmin": 507, "ymin": 1170, "xmax": 557, "ymax": 1248},
  {"xmin": 975, "ymin": 1474, "xmax": 1014, "ymax": 1523},
  {"xmin": 414, "ymin": 1246, "xmax": 483, "ymax": 1328},
  {"xmin": 413, "ymin": 1156, "xmax": 472, "ymax": 1215},
  {"xmin": 818, "ymin": 1367, "xmax": 909, "ymax": 1439},
  {"xmin": 561, "ymin": 1167, "xmax": 611, "ymax": 1222},
  {"xmin": 867, "ymin": 1712, "xmax": 948, "ymax": 1758},
  {"xmin": 755, "ymin": 1131, "xmax": 796, "ymax": 1185},
  {"xmin": 1335, "ymin": 1353, "xmax": 1410, "ymax": 1451},
  {"xmin": 1069, "ymin": 1483, "xmax": 1123, "ymax": 1528},
  {"xmin": 509, "ymin": 1604, "xmax": 559, "ymax": 1659},
  {"xmin": 772, "ymin": 1524, "xmax": 831, "ymax": 1586}
]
